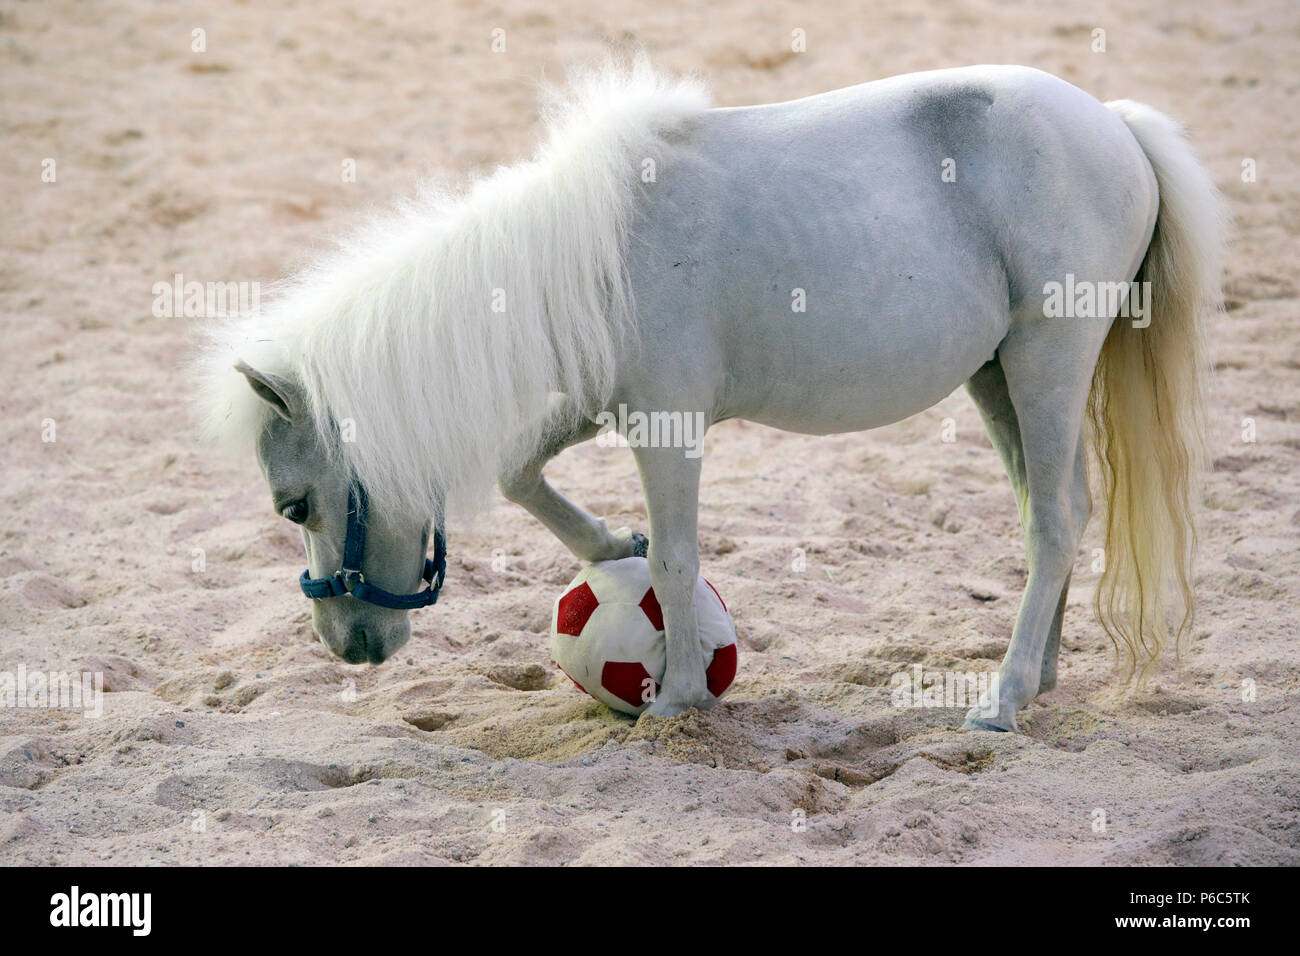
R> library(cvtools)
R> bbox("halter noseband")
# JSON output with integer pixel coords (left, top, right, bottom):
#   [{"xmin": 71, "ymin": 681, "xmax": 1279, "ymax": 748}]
[{"xmin": 299, "ymin": 485, "xmax": 447, "ymax": 611}]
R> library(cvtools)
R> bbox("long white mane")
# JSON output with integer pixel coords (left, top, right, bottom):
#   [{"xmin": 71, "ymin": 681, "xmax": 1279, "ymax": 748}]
[{"xmin": 198, "ymin": 59, "xmax": 709, "ymax": 520}]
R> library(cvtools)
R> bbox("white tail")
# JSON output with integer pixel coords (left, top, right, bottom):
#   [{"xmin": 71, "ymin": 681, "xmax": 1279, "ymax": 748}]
[{"xmin": 1089, "ymin": 100, "xmax": 1226, "ymax": 679}]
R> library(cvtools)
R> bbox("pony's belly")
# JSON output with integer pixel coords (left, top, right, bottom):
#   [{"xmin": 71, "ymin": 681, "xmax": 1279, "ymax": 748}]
[
  {"xmin": 740, "ymin": 379, "xmax": 969, "ymax": 435},
  {"xmin": 725, "ymin": 312, "xmax": 1002, "ymax": 435},
  {"xmin": 710, "ymin": 240, "xmax": 1011, "ymax": 434}
]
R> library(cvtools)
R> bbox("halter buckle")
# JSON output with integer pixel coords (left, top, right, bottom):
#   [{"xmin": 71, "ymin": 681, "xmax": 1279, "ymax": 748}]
[{"xmin": 298, "ymin": 486, "xmax": 445, "ymax": 611}]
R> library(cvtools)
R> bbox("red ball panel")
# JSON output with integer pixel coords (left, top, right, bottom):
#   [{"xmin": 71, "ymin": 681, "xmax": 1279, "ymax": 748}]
[
  {"xmin": 705, "ymin": 643, "xmax": 737, "ymax": 697},
  {"xmin": 638, "ymin": 587, "xmax": 664, "ymax": 631},
  {"xmin": 556, "ymin": 581, "xmax": 599, "ymax": 637},
  {"xmin": 602, "ymin": 661, "xmax": 659, "ymax": 710}
]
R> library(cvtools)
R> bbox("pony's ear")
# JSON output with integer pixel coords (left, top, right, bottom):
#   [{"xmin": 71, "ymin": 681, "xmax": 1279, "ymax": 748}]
[{"xmin": 234, "ymin": 360, "xmax": 300, "ymax": 422}]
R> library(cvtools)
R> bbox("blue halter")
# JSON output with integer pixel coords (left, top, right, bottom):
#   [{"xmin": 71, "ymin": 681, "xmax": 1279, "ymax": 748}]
[{"xmin": 299, "ymin": 485, "xmax": 447, "ymax": 611}]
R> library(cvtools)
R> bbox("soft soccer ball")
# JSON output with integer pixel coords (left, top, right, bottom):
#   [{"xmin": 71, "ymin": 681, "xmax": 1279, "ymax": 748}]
[{"xmin": 550, "ymin": 556, "xmax": 738, "ymax": 716}]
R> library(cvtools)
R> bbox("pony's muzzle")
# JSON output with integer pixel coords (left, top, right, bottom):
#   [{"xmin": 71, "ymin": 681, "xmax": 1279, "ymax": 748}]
[{"xmin": 314, "ymin": 612, "xmax": 411, "ymax": 665}]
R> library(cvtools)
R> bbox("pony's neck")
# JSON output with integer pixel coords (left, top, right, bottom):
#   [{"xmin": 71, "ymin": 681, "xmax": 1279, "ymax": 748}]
[{"xmin": 278, "ymin": 63, "xmax": 708, "ymax": 521}]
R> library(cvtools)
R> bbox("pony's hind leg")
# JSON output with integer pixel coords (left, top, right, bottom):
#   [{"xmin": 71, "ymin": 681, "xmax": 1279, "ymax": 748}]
[
  {"xmin": 966, "ymin": 357, "xmax": 1085, "ymax": 696},
  {"xmin": 1038, "ymin": 442, "xmax": 1090, "ymax": 693},
  {"xmin": 963, "ymin": 331, "xmax": 1097, "ymax": 732},
  {"xmin": 499, "ymin": 399, "xmax": 646, "ymax": 562}
]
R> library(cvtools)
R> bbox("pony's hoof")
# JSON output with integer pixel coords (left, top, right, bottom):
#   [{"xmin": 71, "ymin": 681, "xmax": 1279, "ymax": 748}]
[
  {"xmin": 630, "ymin": 532, "xmax": 649, "ymax": 558},
  {"xmin": 643, "ymin": 697, "xmax": 694, "ymax": 718},
  {"xmin": 643, "ymin": 681, "xmax": 707, "ymax": 718},
  {"xmin": 961, "ymin": 716, "xmax": 1012, "ymax": 732},
  {"xmin": 962, "ymin": 700, "xmax": 1017, "ymax": 732}
]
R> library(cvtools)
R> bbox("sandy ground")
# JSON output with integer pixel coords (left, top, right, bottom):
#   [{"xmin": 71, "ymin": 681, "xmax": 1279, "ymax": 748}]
[{"xmin": 2, "ymin": 0, "xmax": 1298, "ymax": 865}]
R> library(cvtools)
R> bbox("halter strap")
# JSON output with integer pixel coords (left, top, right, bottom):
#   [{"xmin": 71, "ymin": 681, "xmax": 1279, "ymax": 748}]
[{"xmin": 299, "ymin": 486, "xmax": 446, "ymax": 611}]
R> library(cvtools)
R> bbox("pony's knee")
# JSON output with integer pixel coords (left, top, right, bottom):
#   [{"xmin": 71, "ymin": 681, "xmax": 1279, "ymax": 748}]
[
  {"xmin": 498, "ymin": 467, "xmax": 540, "ymax": 504},
  {"xmin": 646, "ymin": 541, "xmax": 699, "ymax": 591},
  {"xmin": 1025, "ymin": 513, "xmax": 1082, "ymax": 572}
]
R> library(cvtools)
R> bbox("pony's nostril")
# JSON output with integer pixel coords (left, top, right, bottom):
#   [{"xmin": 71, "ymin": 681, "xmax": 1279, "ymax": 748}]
[
  {"xmin": 342, "ymin": 625, "xmax": 387, "ymax": 665},
  {"xmin": 363, "ymin": 630, "xmax": 388, "ymax": 665},
  {"xmin": 336, "ymin": 628, "xmax": 370, "ymax": 665}
]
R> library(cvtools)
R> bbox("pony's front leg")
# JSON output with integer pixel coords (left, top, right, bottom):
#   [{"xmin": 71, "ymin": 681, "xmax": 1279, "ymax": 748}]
[
  {"xmin": 499, "ymin": 408, "xmax": 645, "ymax": 563},
  {"xmin": 633, "ymin": 445, "xmax": 709, "ymax": 717}
]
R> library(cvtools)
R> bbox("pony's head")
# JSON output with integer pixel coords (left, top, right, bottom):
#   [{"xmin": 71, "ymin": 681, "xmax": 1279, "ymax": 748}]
[{"xmin": 233, "ymin": 360, "xmax": 441, "ymax": 664}]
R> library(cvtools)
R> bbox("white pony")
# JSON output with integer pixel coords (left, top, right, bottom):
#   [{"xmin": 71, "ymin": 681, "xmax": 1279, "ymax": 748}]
[{"xmin": 200, "ymin": 60, "xmax": 1222, "ymax": 731}]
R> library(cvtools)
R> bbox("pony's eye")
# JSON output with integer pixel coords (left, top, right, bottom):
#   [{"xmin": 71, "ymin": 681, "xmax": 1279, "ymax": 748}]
[{"xmin": 281, "ymin": 499, "xmax": 310, "ymax": 524}]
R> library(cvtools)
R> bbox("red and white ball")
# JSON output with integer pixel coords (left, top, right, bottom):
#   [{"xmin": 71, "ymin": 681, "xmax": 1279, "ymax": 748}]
[{"xmin": 550, "ymin": 557, "xmax": 738, "ymax": 716}]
